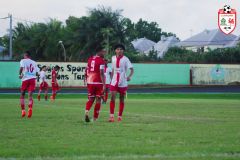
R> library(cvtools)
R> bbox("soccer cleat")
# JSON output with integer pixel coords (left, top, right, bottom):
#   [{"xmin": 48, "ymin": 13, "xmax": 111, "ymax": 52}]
[
  {"xmin": 117, "ymin": 116, "xmax": 122, "ymax": 122},
  {"xmin": 108, "ymin": 116, "xmax": 114, "ymax": 122},
  {"xmin": 85, "ymin": 115, "xmax": 90, "ymax": 122},
  {"xmin": 27, "ymin": 109, "xmax": 32, "ymax": 118},
  {"xmin": 21, "ymin": 110, "xmax": 26, "ymax": 118},
  {"xmin": 37, "ymin": 95, "xmax": 40, "ymax": 101}
]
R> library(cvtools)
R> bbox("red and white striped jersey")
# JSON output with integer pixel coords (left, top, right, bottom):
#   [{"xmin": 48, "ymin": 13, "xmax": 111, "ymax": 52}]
[{"xmin": 110, "ymin": 55, "xmax": 133, "ymax": 87}]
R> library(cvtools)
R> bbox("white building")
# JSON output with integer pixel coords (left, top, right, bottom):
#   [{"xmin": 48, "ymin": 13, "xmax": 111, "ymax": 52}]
[
  {"xmin": 145, "ymin": 36, "xmax": 179, "ymax": 58},
  {"xmin": 131, "ymin": 38, "xmax": 156, "ymax": 53},
  {"xmin": 177, "ymin": 29, "xmax": 237, "ymax": 52}
]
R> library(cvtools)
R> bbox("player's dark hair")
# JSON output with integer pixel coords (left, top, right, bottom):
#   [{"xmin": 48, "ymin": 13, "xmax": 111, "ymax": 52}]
[
  {"xmin": 114, "ymin": 44, "xmax": 125, "ymax": 50},
  {"xmin": 25, "ymin": 50, "xmax": 31, "ymax": 57},
  {"xmin": 54, "ymin": 65, "xmax": 60, "ymax": 70},
  {"xmin": 95, "ymin": 45, "xmax": 104, "ymax": 53},
  {"xmin": 41, "ymin": 65, "xmax": 46, "ymax": 71}
]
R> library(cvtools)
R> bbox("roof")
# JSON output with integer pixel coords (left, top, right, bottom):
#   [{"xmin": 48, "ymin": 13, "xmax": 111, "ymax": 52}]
[
  {"xmin": 224, "ymin": 36, "xmax": 240, "ymax": 48},
  {"xmin": 131, "ymin": 38, "xmax": 156, "ymax": 52},
  {"xmin": 177, "ymin": 29, "xmax": 237, "ymax": 47},
  {"xmin": 145, "ymin": 36, "xmax": 179, "ymax": 58}
]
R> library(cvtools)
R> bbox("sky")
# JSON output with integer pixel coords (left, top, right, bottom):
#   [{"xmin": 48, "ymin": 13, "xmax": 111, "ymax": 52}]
[{"xmin": 0, "ymin": 0, "xmax": 240, "ymax": 41}]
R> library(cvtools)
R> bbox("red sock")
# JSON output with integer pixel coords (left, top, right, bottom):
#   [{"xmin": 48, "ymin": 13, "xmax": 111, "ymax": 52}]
[
  {"xmin": 104, "ymin": 92, "xmax": 108, "ymax": 102},
  {"xmin": 45, "ymin": 95, "xmax": 48, "ymax": 100},
  {"xmin": 53, "ymin": 93, "xmax": 56, "ymax": 99},
  {"xmin": 110, "ymin": 100, "xmax": 115, "ymax": 115},
  {"xmin": 29, "ymin": 97, "xmax": 33, "ymax": 109},
  {"xmin": 20, "ymin": 95, "xmax": 25, "ymax": 110},
  {"xmin": 37, "ymin": 95, "xmax": 40, "ymax": 101},
  {"xmin": 118, "ymin": 102, "xmax": 124, "ymax": 117},
  {"xmin": 85, "ymin": 99, "xmax": 94, "ymax": 111},
  {"xmin": 94, "ymin": 102, "xmax": 101, "ymax": 119}
]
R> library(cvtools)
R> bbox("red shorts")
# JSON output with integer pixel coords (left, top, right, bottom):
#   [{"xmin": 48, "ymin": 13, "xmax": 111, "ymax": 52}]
[
  {"xmin": 40, "ymin": 82, "xmax": 48, "ymax": 90},
  {"xmin": 21, "ymin": 78, "xmax": 36, "ymax": 92},
  {"xmin": 106, "ymin": 84, "xmax": 110, "ymax": 89},
  {"xmin": 87, "ymin": 84, "xmax": 103, "ymax": 98},
  {"xmin": 110, "ymin": 85, "xmax": 128, "ymax": 95},
  {"xmin": 52, "ymin": 82, "xmax": 59, "ymax": 91}
]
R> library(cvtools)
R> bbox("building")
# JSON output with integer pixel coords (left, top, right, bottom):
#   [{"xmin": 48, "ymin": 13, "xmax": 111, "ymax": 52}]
[
  {"xmin": 224, "ymin": 35, "xmax": 240, "ymax": 48},
  {"xmin": 131, "ymin": 38, "xmax": 156, "ymax": 53},
  {"xmin": 145, "ymin": 36, "xmax": 179, "ymax": 58},
  {"xmin": 177, "ymin": 29, "xmax": 237, "ymax": 52}
]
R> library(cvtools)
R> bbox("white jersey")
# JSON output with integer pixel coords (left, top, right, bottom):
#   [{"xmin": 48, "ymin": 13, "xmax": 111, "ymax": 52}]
[
  {"xmin": 20, "ymin": 58, "xmax": 39, "ymax": 81},
  {"xmin": 111, "ymin": 55, "xmax": 133, "ymax": 87},
  {"xmin": 105, "ymin": 66, "xmax": 112, "ymax": 85},
  {"xmin": 39, "ymin": 71, "xmax": 46, "ymax": 83}
]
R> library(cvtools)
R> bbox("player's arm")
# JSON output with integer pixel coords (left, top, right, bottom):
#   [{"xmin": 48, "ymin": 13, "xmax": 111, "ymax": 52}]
[
  {"xmin": 109, "ymin": 69, "xmax": 112, "ymax": 80},
  {"xmin": 127, "ymin": 68, "xmax": 134, "ymax": 81},
  {"xmin": 110, "ymin": 68, "xmax": 114, "ymax": 80},
  {"xmin": 19, "ymin": 67, "xmax": 23, "ymax": 79},
  {"xmin": 84, "ymin": 67, "xmax": 88, "ymax": 86},
  {"xmin": 100, "ymin": 65, "xmax": 106, "ymax": 92},
  {"xmin": 36, "ymin": 65, "xmax": 40, "ymax": 76}
]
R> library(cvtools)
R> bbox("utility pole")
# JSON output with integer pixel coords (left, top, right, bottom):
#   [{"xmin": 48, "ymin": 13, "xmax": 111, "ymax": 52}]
[
  {"xmin": 0, "ymin": 14, "xmax": 12, "ymax": 60},
  {"xmin": 9, "ymin": 14, "xmax": 13, "ymax": 60}
]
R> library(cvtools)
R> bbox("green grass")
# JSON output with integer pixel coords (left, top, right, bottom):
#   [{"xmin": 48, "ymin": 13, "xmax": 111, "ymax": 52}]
[{"xmin": 0, "ymin": 94, "xmax": 240, "ymax": 160}]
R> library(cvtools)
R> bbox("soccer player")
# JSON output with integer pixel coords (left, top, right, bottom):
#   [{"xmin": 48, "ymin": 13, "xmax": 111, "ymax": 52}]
[
  {"xmin": 84, "ymin": 46, "xmax": 106, "ymax": 122},
  {"xmin": 109, "ymin": 44, "xmax": 134, "ymax": 122},
  {"xmin": 19, "ymin": 51, "xmax": 40, "ymax": 118},
  {"xmin": 103, "ymin": 59, "xmax": 112, "ymax": 103},
  {"xmin": 37, "ymin": 65, "xmax": 49, "ymax": 101},
  {"xmin": 50, "ymin": 65, "xmax": 60, "ymax": 101}
]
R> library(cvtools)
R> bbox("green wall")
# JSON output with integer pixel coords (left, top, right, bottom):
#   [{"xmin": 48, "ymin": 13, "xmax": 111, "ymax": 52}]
[
  {"xmin": 0, "ymin": 62, "xmax": 21, "ymax": 88},
  {"xmin": 129, "ymin": 64, "xmax": 190, "ymax": 85},
  {"xmin": 0, "ymin": 62, "xmax": 190, "ymax": 88}
]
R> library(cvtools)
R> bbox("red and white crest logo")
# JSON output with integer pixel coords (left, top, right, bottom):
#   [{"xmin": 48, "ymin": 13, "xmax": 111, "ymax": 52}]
[{"xmin": 218, "ymin": 5, "xmax": 237, "ymax": 34}]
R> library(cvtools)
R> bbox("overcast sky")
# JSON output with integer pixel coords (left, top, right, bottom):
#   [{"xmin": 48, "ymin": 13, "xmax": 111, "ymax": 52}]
[{"xmin": 0, "ymin": 0, "xmax": 239, "ymax": 40}]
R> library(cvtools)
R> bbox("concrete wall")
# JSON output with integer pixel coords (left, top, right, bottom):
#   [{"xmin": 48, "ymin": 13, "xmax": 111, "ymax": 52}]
[{"xmin": 190, "ymin": 64, "xmax": 240, "ymax": 85}]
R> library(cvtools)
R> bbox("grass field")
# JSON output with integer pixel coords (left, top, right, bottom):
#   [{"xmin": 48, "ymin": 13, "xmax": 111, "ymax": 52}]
[{"xmin": 0, "ymin": 93, "xmax": 240, "ymax": 160}]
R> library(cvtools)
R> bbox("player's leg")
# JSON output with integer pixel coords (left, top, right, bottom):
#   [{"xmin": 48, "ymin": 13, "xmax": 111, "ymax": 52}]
[
  {"xmin": 118, "ymin": 93, "xmax": 125, "ymax": 122},
  {"xmin": 53, "ymin": 83, "xmax": 59, "ymax": 100},
  {"xmin": 27, "ymin": 91, "xmax": 34, "ymax": 118},
  {"xmin": 20, "ymin": 81, "xmax": 27, "ymax": 117},
  {"xmin": 85, "ymin": 84, "xmax": 95, "ymax": 122},
  {"xmin": 104, "ymin": 86, "xmax": 109, "ymax": 103},
  {"xmin": 109, "ymin": 85, "xmax": 117, "ymax": 122},
  {"xmin": 44, "ymin": 88, "xmax": 48, "ymax": 101},
  {"xmin": 85, "ymin": 97, "xmax": 95, "ymax": 122},
  {"xmin": 93, "ymin": 96, "xmax": 101, "ymax": 121},
  {"xmin": 27, "ymin": 79, "xmax": 36, "ymax": 118},
  {"xmin": 20, "ymin": 90, "xmax": 26, "ymax": 117},
  {"xmin": 38, "ymin": 83, "xmax": 42, "ymax": 101},
  {"xmin": 44, "ymin": 82, "xmax": 48, "ymax": 101},
  {"xmin": 93, "ymin": 84, "xmax": 103, "ymax": 121},
  {"xmin": 118, "ymin": 87, "xmax": 127, "ymax": 122},
  {"xmin": 37, "ymin": 89, "xmax": 41, "ymax": 101},
  {"xmin": 50, "ymin": 84, "xmax": 56, "ymax": 101}
]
